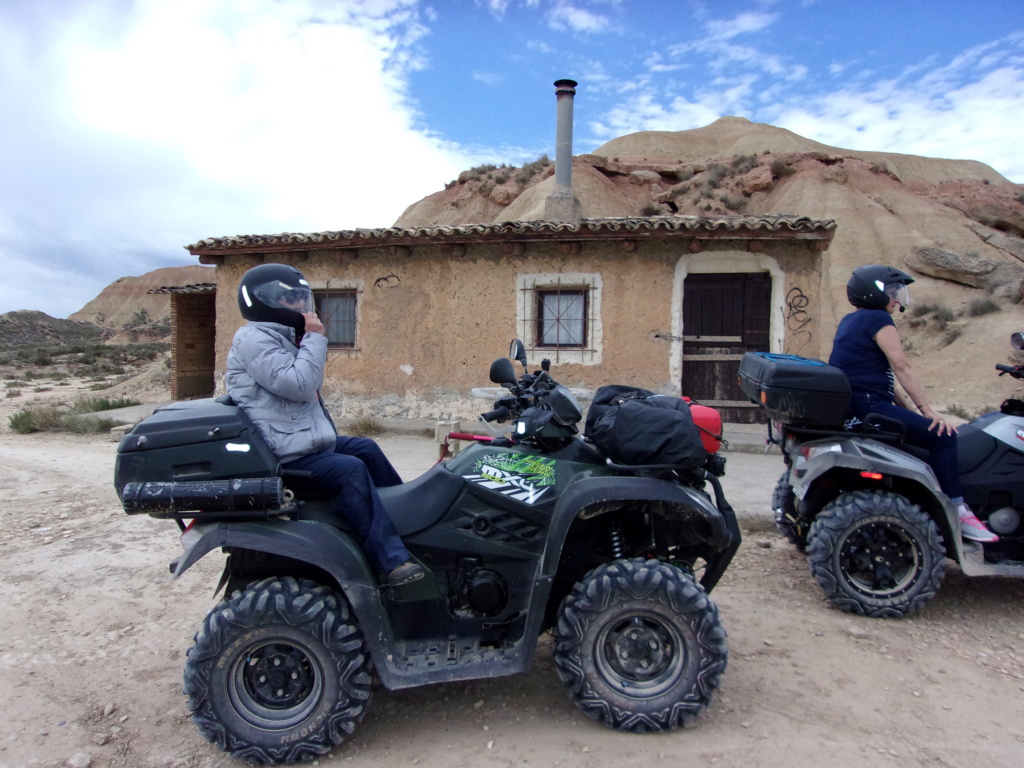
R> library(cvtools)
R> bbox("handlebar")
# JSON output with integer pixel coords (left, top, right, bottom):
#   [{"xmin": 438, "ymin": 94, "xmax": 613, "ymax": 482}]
[
  {"xmin": 480, "ymin": 405, "xmax": 511, "ymax": 423},
  {"xmin": 997, "ymin": 363, "xmax": 1024, "ymax": 379}
]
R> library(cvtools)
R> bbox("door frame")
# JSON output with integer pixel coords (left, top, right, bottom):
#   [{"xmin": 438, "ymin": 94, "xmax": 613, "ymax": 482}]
[{"xmin": 669, "ymin": 252, "xmax": 785, "ymax": 394}]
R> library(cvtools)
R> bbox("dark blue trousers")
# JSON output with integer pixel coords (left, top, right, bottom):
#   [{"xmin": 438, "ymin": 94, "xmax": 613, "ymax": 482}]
[
  {"xmin": 282, "ymin": 437, "xmax": 408, "ymax": 573},
  {"xmin": 851, "ymin": 395, "xmax": 963, "ymax": 499}
]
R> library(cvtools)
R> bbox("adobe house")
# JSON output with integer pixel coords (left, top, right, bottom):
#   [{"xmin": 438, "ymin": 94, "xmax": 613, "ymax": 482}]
[{"xmin": 180, "ymin": 81, "xmax": 836, "ymax": 422}]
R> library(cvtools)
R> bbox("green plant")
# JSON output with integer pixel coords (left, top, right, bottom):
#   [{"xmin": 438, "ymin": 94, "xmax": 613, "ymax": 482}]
[
  {"xmin": 71, "ymin": 396, "xmax": 141, "ymax": 413},
  {"xmin": 5, "ymin": 389, "xmax": 21, "ymax": 398},
  {"xmin": 9, "ymin": 405, "xmax": 65, "ymax": 433},
  {"xmin": 968, "ymin": 298, "xmax": 1001, "ymax": 317}
]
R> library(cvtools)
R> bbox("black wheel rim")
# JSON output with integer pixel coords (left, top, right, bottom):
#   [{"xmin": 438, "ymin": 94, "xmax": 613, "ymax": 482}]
[
  {"xmin": 595, "ymin": 612, "xmax": 685, "ymax": 698},
  {"xmin": 228, "ymin": 639, "xmax": 324, "ymax": 729},
  {"xmin": 839, "ymin": 520, "xmax": 923, "ymax": 598}
]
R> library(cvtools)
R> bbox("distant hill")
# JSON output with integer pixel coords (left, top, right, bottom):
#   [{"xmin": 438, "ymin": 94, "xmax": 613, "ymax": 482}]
[
  {"xmin": 69, "ymin": 265, "xmax": 215, "ymax": 332},
  {"xmin": 0, "ymin": 265, "xmax": 215, "ymax": 350},
  {"xmin": 396, "ymin": 116, "xmax": 1024, "ymax": 415},
  {"xmin": 0, "ymin": 310, "xmax": 110, "ymax": 348}
]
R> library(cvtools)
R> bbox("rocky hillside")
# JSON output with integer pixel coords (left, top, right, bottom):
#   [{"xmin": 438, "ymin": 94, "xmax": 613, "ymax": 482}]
[
  {"xmin": 396, "ymin": 116, "xmax": 1024, "ymax": 415},
  {"xmin": 1, "ymin": 265, "xmax": 214, "ymax": 351},
  {"xmin": 0, "ymin": 310, "xmax": 111, "ymax": 348}
]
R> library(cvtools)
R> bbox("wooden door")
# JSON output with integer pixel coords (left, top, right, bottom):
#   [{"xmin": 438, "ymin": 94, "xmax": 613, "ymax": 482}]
[{"xmin": 682, "ymin": 273, "xmax": 771, "ymax": 423}]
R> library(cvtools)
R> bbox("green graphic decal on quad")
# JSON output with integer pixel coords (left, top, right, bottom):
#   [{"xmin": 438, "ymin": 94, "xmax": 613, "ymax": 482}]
[{"xmin": 463, "ymin": 453, "xmax": 557, "ymax": 505}]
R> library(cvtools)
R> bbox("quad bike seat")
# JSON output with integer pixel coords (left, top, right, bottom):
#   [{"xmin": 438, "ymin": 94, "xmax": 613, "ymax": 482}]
[{"xmin": 294, "ymin": 462, "xmax": 464, "ymax": 537}]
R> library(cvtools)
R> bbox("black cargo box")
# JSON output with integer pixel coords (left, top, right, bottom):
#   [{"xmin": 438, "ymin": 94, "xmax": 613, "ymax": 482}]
[
  {"xmin": 738, "ymin": 352, "xmax": 851, "ymax": 428},
  {"xmin": 114, "ymin": 399, "xmax": 279, "ymax": 488}
]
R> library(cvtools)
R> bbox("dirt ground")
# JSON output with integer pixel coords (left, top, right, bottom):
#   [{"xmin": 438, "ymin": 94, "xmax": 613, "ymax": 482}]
[{"xmin": 2, "ymin": 384, "xmax": 1024, "ymax": 768}]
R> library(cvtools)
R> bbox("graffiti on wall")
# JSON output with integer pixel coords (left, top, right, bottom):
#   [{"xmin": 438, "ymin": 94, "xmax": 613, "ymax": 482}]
[{"xmin": 783, "ymin": 286, "xmax": 813, "ymax": 354}]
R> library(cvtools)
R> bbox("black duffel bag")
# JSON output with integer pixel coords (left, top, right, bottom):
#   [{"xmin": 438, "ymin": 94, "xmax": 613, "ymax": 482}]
[{"xmin": 585, "ymin": 385, "xmax": 707, "ymax": 468}]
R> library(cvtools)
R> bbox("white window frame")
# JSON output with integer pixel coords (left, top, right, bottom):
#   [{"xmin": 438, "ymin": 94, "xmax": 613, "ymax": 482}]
[{"xmin": 516, "ymin": 272, "xmax": 602, "ymax": 365}]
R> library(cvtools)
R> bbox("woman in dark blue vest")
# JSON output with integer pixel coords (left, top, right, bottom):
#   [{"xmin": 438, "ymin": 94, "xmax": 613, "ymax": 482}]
[{"xmin": 829, "ymin": 265, "xmax": 997, "ymax": 543}]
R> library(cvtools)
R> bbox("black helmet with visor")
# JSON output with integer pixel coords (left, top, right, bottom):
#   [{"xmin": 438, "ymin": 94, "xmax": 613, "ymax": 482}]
[
  {"xmin": 846, "ymin": 265, "xmax": 913, "ymax": 312},
  {"xmin": 237, "ymin": 263, "xmax": 314, "ymax": 332}
]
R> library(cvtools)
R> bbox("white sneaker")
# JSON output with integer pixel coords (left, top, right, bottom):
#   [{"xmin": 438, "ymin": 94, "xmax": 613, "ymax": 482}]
[{"xmin": 957, "ymin": 505, "xmax": 999, "ymax": 543}]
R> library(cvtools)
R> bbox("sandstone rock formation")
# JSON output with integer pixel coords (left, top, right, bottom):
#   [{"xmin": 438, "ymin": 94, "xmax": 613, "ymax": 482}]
[{"xmin": 69, "ymin": 265, "xmax": 215, "ymax": 332}]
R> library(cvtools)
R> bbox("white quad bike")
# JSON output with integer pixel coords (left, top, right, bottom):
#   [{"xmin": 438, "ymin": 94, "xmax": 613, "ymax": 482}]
[{"xmin": 738, "ymin": 334, "xmax": 1024, "ymax": 618}]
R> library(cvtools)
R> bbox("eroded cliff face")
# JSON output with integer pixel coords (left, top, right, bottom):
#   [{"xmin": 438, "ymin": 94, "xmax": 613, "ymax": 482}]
[{"xmin": 68, "ymin": 265, "xmax": 215, "ymax": 333}]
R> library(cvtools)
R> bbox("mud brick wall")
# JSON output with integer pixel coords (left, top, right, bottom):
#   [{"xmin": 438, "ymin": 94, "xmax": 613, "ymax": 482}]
[{"xmin": 171, "ymin": 292, "xmax": 216, "ymax": 399}]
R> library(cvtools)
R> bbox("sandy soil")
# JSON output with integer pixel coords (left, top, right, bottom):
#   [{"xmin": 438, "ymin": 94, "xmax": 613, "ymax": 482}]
[{"xmin": 1, "ymin": 387, "xmax": 1024, "ymax": 768}]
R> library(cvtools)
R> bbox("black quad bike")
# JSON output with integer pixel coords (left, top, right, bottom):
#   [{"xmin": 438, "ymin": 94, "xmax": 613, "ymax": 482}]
[
  {"xmin": 738, "ymin": 334, "xmax": 1024, "ymax": 619},
  {"xmin": 115, "ymin": 340, "xmax": 740, "ymax": 764}
]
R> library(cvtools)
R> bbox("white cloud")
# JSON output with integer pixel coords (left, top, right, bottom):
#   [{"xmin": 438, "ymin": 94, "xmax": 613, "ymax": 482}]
[
  {"xmin": 0, "ymin": 0, "xmax": 472, "ymax": 317},
  {"xmin": 547, "ymin": 2, "xmax": 610, "ymax": 33}
]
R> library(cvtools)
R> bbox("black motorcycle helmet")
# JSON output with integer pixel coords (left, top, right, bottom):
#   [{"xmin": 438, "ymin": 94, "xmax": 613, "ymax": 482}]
[
  {"xmin": 847, "ymin": 265, "xmax": 914, "ymax": 312},
  {"xmin": 237, "ymin": 263, "xmax": 313, "ymax": 332}
]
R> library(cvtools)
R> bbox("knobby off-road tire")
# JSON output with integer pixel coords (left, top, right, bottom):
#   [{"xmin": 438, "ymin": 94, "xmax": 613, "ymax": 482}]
[
  {"xmin": 806, "ymin": 490, "xmax": 945, "ymax": 619},
  {"xmin": 772, "ymin": 471, "xmax": 806, "ymax": 552},
  {"xmin": 183, "ymin": 577, "xmax": 372, "ymax": 765},
  {"xmin": 552, "ymin": 558, "xmax": 727, "ymax": 733}
]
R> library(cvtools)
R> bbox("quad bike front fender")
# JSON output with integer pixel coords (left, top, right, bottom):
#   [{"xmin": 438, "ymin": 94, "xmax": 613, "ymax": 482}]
[{"xmin": 542, "ymin": 476, "xmax": 735, "ymax": 580}]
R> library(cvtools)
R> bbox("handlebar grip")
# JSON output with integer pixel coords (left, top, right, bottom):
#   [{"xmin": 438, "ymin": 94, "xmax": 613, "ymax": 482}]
[
  {"xmin": 480, "ymin": 406, "xmax": 511, "ymax": 423},
  {"xmin": 996, "ymin": 364, "xmax": 1018, "ymax": 373}
]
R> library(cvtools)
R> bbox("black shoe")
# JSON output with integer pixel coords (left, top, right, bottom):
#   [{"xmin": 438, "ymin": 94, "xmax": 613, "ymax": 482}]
[{"xmin": 385, "ymin": 560, "xmax": 426, "ymax": 587}]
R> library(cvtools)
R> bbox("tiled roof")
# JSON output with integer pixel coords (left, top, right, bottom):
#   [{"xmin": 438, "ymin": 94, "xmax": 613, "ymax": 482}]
[
  {"xmin": 147, "ymin": 282, "xmax": 217, "ymax": 294},
  {"xmin": 186, "ymin": 215, "xmax": 836, "ymax": 255}
]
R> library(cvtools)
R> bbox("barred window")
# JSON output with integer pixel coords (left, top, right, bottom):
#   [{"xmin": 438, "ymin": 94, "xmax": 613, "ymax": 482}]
[
  {"xmin": 517, "ymin": 273, "xmax": 602, "ymax": 365},
  {"xmin": 313, "ymin": 290, "xmax": 357, "ymax": 348},
  {"xmin": 537, "ymin": 288, "xmax": 588, "ymax": 347}
]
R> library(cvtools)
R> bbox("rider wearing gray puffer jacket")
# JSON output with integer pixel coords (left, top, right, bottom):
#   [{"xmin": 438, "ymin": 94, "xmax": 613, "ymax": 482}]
[{"xmin": 225, "ymin": 264, "xmax": 426, "ymax": 587}]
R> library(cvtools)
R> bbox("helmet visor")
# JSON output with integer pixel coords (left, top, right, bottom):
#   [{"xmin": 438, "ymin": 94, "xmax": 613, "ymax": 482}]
[
  {"xmin": 252, "ymin": 280, "xmax": 314, "ymax": 314},
  {"xmin": 884, "ymin": 282, "xmax": 910, "ymax": 309}
]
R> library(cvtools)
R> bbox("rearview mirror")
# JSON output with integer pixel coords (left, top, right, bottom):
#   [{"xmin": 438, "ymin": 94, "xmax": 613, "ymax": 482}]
[
  {"xmin": 489, "ymin": 358, "xmax": 518, "ymax": 386},
  {"xmin": 1012, "ymin": 332, "xmax": 1024, "ymax": 351},
  {"xmin": 509, "ymin": 339, "xmax": 528, "ymax": 370}
]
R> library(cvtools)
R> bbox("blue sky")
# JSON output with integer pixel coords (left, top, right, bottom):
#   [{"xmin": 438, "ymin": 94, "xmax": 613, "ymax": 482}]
[{"xmin": 2, "ymin": 0, "xmax": 1023, "ymax": 318}]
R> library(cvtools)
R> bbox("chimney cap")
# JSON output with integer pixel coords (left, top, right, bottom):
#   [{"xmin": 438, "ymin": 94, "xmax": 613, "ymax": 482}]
[{"xmin": 553, "ymin": 78, "xmax": 578, "ymax": 91}]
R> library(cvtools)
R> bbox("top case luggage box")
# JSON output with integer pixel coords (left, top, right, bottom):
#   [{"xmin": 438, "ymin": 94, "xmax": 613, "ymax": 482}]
[
  {"xmin": 738, "ymin": 352, "xmax": 851, "ymax": 428},
  {"xmin": 114, "ymin": 398, "xmax": 279, "ymax": 486}
]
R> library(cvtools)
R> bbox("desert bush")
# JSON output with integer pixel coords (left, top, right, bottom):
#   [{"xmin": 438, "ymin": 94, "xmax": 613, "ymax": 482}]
[
  {"xmin": 71, "ymin": 396, "xmax": 141, "ymax": 413},
  {"xmin": 770, "ymin": 160, "xmax": 796, "ymax": 177},
  {"xmin": 9, "ymin": 405, "xmax": 65, "ymax": 433},
  {"xmin": 5, "ymin": 389, "xmax": 21, "ymax": 398},
  {"xmin": 348, "ymin": 415, "xmax": 384, "ymax": 437},
  {"xmin": 730, "ymin": 154, "xmax": 758, "ymax": 174},
  {"xmin": 968, "ymin": 298, "xmax": 1001, "ymax": 317},
  {"xmin": 705, "ymin": 164, "xmax": 728, "ymax": 189},
  {"xmin": 640, "ymin": 202, "xmax": 662, "ymax": 216},
  {"xmin": 720, "ymin": 194, "xmax": 748, "ymax": 212}
]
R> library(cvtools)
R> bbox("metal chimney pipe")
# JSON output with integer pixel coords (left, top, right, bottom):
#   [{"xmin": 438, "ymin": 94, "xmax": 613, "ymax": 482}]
[
  {"xmin": 553, "ymin": 78, "xmax": 577, "ymax": 190},
  {"xmin": 545, "ymin": 78, "xmax": 583, "ymax": 223}
]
